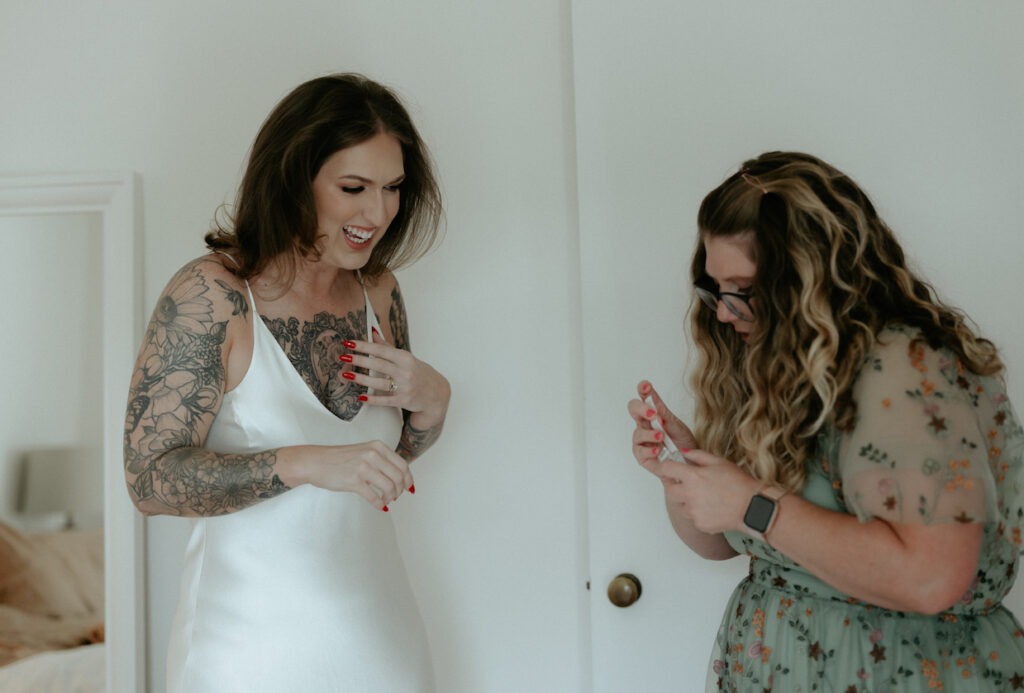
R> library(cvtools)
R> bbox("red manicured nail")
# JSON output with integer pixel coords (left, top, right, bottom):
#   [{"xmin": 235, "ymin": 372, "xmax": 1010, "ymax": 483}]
[
  {"xmin": 654, "ymin": 431, "xmax": 663, "ymax": 441},
  {"xmin": 409, "ymin": 484, "xmax": 416, "ymax": 494},
  {"xmin": 342, "ymin": 372, "xmax": 356, "ymax": 381},
  {"xmin": 358, "ymin": 395, "xmax": 368, "ymax": 402},
  {"xmin": 343, "ymin": 340, "xmax": 357, "ymax": 348},
  {"xmin": 641, "ymin": 383, "xmax": 651, "ymax": 394},
  {"xmin": 339, "ymin": 354, "xmax": 353, "ymax": 362},
  {"xmin": 382, "ymin": 505, "xmax": 389, "ymax": 512},
  {"xmin": 372, "ymin": 326, "xmax": 381, "ymax": 338},
  {"xmin": 681, "ymin": 448, "xmax": 690, "ymax": 453},
  {"xmin": 645, "ymin": 409, "xmax": 656, "ymax": 418}
]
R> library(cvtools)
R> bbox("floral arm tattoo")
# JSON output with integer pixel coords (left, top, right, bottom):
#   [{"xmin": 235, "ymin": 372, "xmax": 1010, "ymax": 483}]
[
  {"xmin": 123, "ymin": 259, "xmax": 290, "ymax": 516},
  {"xmin": 396, "ymin": 419, "xmax": 443, "ymax": 462},
  {"xmin": 389, "ymin": 284, "xmax": 444, "ymax": 462}
]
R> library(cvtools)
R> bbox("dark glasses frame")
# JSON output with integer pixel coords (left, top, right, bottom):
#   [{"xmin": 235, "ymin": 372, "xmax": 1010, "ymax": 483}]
[{"xmin": 694, "ymin": 277, "xmax": 755, "ymax": 322}]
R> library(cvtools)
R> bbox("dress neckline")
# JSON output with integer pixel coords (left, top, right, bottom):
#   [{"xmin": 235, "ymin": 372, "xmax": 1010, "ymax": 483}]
[{"xmin": 238, "ymin": 273, "xmax": 382, "ymax": 423}]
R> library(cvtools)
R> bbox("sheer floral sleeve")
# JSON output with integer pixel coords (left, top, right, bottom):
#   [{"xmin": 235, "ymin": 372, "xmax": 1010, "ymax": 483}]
[{"xmin": 839, "ymin": 326, "xmax": 1024, "ymax": 546}]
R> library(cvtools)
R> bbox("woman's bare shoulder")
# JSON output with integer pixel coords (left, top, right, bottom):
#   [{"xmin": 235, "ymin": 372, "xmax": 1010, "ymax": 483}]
[
  {"xmin": 362, "ymin": 271, "xmax": 408, "ymax": 346},
  {"xmin": 363, "ymin": 270, "xmax": 401, "ymax": 307},
  {"xmin": 151, "ymin": 254, "xmax": 254, "ymax": 336},
  {"xmin": 362, "ymin": 269, "xmax": 398, "ymax": 290}
]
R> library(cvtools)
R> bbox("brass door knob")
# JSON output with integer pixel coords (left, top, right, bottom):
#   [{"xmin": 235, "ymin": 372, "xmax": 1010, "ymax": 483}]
[{"xmin": 607, "ymin": 573, "xmax": 642, "ymax": 607}]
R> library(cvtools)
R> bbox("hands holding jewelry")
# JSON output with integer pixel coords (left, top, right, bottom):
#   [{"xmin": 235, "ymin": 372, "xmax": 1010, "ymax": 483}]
[
  {"xmin": 628, "ymin": 380, "xmax": 759, "ymax": 534},
  {"xmin": 340, "ymin": 330, "xmax": 450, "ymax": 423},
  {"xmin": 628, "ymin": 380, "xmax": 697, "ymax": 474}
]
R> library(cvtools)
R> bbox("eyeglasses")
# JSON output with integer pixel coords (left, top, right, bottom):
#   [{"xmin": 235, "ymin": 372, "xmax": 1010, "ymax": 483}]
[{"xmin": 694, "ymin": 278, "xmax": 755, "ymax": 322}]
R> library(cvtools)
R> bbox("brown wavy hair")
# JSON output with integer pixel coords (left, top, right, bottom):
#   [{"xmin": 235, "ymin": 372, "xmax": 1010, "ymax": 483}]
[
  {"xmin": 690, "ymin": 151, "xmax": 1002, "ymax": 491},
  {"xmin": 206, "ymin": 73, "xmax": 443, "ymax": 284}
]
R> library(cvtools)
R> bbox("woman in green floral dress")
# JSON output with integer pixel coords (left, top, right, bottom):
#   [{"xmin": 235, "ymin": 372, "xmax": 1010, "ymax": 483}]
[{"xmin": 629, "ymin": 151, "xmax": 1024, "ymax": 692}]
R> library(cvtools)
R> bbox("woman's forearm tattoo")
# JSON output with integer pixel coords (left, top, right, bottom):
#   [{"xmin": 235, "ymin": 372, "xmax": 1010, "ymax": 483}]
[
  {"xmin": 123, "ymin": 260, "xmax": 290, "ymax": 515},
  {"xmin": 396, "ymin": 419, "xmax": 443, "ymax": 462}
]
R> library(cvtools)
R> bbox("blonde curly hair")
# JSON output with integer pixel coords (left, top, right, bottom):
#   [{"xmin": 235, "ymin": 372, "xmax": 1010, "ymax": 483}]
[{"xmin": 690, "ymin": 152, "xmax": 1002, "ymax": 492}]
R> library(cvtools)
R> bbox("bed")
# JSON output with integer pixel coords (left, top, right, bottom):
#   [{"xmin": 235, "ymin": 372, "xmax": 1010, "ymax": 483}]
[{"xmin": 0, "ymin": 520, "xmax": 105, "ymax": 692}]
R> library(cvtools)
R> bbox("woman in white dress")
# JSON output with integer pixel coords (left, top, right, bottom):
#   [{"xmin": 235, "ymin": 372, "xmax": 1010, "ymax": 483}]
[{"xmin": 122, "ymin": 73, "xmax": 449, "ymax": 693}]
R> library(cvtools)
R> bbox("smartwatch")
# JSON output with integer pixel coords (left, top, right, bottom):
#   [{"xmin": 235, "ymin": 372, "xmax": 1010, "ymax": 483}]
[{"xmin": 742, "ymin": 484, "xmax": 787, "ymax": 542}]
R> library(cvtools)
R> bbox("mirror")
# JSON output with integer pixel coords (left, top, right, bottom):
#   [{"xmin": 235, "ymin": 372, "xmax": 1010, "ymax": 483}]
[
  {"xmin": 0, "ymin": 173, "xmax": 143, "ymax": 693},
  {"xmin": 1, "ymin": 213, "xmax": 103, "ymax": 531}
]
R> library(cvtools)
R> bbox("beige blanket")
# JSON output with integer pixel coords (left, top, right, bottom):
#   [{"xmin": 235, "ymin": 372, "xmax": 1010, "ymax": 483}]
[{"xmin": 0, "ymin": 523, "xmax": 104, "ymax": 668}]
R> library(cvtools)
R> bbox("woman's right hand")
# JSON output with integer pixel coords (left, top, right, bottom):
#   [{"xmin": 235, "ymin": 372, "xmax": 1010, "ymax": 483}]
[
  {"xmin": 627, "ymin": 381, "xmax": 739, "ymax": 559},
  {"xmin": 296, "ymin": 441, "xmax": 414, "ymax": 511},
  {"xmin": 627, "ymin": 380, "xmax": 697, "ymax": 477}
]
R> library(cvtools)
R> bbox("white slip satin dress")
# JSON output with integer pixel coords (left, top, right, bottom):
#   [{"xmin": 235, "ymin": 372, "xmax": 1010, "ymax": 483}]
[{"xmin": 166, "ymin": 280, "xmax": 434, "ymax": 693}]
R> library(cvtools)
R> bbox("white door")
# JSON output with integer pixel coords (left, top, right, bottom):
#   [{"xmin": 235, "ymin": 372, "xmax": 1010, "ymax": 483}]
[
  {"xmin": 573, "ymin": 2, "xmax": 1024, "ymax": 690},
  {"xmin": 572, "ymin": 68, "xmax": 748, "ymax": 693},
  {"xmin": 572, "ymin": 5, "xmax": 762, "ymax": 688}
]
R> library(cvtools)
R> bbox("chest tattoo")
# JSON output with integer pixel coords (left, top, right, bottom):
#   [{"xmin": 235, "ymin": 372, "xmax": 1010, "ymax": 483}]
[{"xmin": 261, "ymin": 310, "xmax": 370, "ymax": 421}]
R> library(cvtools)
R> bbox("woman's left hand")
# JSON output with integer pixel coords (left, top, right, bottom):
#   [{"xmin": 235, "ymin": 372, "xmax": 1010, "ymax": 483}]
[
  {"xmin": 341, "ymin": 330, "xmax": 450, "ymax": 422},
  {"xmin": 656, "ymin": 448, "xmax": 761, "ymax": 535}
]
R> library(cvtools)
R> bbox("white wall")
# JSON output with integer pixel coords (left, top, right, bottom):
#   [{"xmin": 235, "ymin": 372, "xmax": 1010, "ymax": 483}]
[
  {"xmin": 1, "ymin": 1, "xmax": 585, "ymax": 692},
  {"xmin": 3, "ymin": 1, "xmax": 1023, "ymax": 691}
]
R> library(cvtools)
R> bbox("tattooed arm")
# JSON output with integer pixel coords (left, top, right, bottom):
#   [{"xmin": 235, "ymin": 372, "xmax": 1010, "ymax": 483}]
[
  {"xmin": 387, "ymin": 280, "xmax": 449, "ymax": 463},
  {"xmin": 122, "ymin": 257, "xmax": 295, "ymax": 516},
  {"xmin": 395, "ymin": 419, "xmax": 444, "ymax": 463},
  {"xmin": 123, "ymin": 257, "xmax": 413, "ymax": 516}
]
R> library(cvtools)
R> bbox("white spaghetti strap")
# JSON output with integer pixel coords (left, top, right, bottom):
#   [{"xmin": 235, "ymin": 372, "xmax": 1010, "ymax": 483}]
[
  {"xmin": 213, "ymin": 249, "xmax": 241, "ymax": 269},
  {"xmin": 242, "ymin": 280, "xmax": 258, "ymax": 318},
  {"xmin": 211, "ymin": 249, "xmax": 256, "ymax": 317},
  {"xmin": 356, "ymin": 270, "xmax": 387, "ymax": 396},
  {"xmin": 355, "ymin": 270, "xmax": 378, "ymax": 340}
]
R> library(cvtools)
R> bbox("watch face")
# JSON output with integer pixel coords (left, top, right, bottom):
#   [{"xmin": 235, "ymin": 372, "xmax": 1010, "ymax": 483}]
[{"xmin": 743, "ymin": 494, "xmax": 776, "ymax": 533}]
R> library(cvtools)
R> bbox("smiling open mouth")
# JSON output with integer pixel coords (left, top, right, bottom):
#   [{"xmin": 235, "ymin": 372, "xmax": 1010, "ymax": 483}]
[{"xmin": 343, "ymin": 225, "xmax": 374, "ymax": 246}]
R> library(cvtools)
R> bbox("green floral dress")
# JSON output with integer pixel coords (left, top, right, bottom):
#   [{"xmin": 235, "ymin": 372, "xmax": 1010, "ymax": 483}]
[{"xmin": 709, "ymin": 326, "xmax": 1024, "ymax": 692}]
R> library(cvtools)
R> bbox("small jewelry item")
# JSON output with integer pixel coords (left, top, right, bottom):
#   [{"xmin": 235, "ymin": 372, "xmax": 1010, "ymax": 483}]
[
  {"xmin": 644, "ymin": 395, "xmax": 687, "ymax": 463},
  {"xmin": 387, "ymin": 377, "xmax": 398, "ymax": 393}
]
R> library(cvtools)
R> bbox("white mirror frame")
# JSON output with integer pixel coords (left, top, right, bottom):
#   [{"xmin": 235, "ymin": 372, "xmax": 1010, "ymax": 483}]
[{"xmin": 0, "ymin": 173, "xmax": 144, "ymax": 693}]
